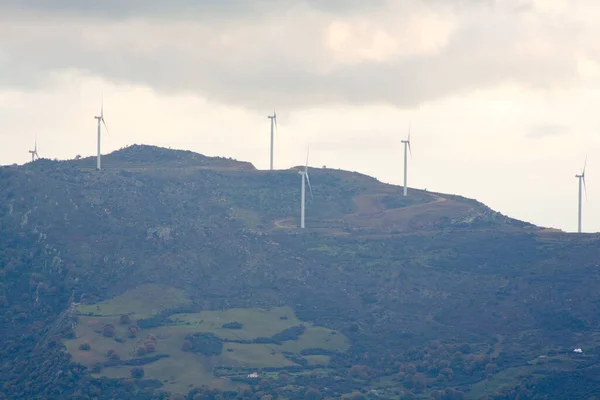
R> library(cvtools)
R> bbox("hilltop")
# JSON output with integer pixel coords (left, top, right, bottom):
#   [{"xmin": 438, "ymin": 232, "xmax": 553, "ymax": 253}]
[
  {"xmin": 72, "ymin": 144, "xmax": 256, "ymax": 171},
  {"xmin": 0, "ymin": 145, "xmax": 598, "ymax": 400}
]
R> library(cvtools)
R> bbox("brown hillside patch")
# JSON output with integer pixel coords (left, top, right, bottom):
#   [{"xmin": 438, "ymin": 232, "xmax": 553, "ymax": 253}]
[{"xmin": 343, "ymin": 193, "xmax": 474, "ymax": 233}]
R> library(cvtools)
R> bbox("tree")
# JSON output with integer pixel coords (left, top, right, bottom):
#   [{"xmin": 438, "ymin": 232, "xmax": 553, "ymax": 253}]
[
  {"xmin": 278, "ymin": 372, "xmax": 289, "ymax": 383},
  {"xmin": 119, "ymin": 314, "xmax": 132, "ymax": 325},
  {"xmin": 305, "ymin": 388, "xmax": 322, "ymax": 400},
  {"xmin": 131, "ymin": 367, "xmax": 144, "ymax": 379},
  {"xmin": 485, "ymin": 363, "xmax": 498, "ymax": 377},
  {"xmin": 144, "ymin": 341, "xmax": 156, "ymax": 353},
  {"xmin": 411, "ymin": 373, "xmax": 427, "ymax": 391},
  {"xmin": 181, "ymin": 340, "xmax": 193, "ymax": 352},
  {"xmin": 349, "ymin": 365, "xmax": 371, "ymax": 380},
  {"xmin": 102, "ymin": 324, "xmax": 116, "ymax": 338}
]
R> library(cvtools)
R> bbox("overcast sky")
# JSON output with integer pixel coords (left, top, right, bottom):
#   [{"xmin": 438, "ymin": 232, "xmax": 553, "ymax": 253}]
[{"xmin": 0, "ymin": 0, "xmax": 599, "ymax": 232}]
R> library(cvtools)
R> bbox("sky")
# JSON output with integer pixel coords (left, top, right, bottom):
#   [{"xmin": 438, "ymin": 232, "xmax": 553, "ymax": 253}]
[{"xmin": 0, "ymin": 0, "xmax": 599, "ymax": 233}]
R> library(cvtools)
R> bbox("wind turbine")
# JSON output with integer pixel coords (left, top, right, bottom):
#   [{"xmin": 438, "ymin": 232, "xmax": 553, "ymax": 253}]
[
  {"xmin": 94, "ymin": 99, "xmax": 109, "ymax": 171},
  {"xmin": 299, "ymin": 148, "xmax": 314, "ymax": 229},
  {"xmin": 575, "ymin": 158, "xmax": 587, "ymax": 233},
  {"xmin": 401, "ymin": 123, "xmax": 412, "ymax": 196},
  {"xmin": 268, "ymin": 111, "xmax": 277, "ymax": 170},
  {"xmin": 28, "ymin": 136, "xmax": 39, "ymax": 162}
]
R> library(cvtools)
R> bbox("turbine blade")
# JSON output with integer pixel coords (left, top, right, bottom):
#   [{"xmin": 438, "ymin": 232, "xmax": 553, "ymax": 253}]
[
  {"xmin": 407, "ymin": 121, "xmax": 412, "ymax": 158},
  {"xmin": 583, "ymin": 155, "xmax": 587, "ymax": 175},
  {"xmin": 102, "ymin": 117, "xmax": 110, "ymax": 135},
  {"xmin": 305, "ymin": 146, "xmax": 310, "ymax": 170},
  {"xmin": 583, "ymin": 175, "xmax": 588, "ymax": 201},
  {"xmin": 306, "ymin": 172, "xmax": 314, "ymax": 200}
]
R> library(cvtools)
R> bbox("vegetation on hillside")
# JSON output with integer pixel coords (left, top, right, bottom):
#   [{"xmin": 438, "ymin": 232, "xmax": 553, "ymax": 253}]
[{"xmin": 0, "ymin": 145, "xmax": 598, "ymax": 399}]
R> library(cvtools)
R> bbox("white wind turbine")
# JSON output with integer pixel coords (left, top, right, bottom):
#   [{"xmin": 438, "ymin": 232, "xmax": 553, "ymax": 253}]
[
  {"xmin": 94, "ymin": 99, "xmax": 109, "ymax": 171},
  {"xmin": 401, "ymin": 123, "xmax": 412, "ymax": 196},
  {"xmin": 268, "ymin": 111, "xmax": 277, "ymax": 170},
  {"xmin": 575, "ymin": 158, "xmax": 587, "ymax": 233},
  {"xmin": 28, "ymin": 136, "xmax": 39, "ymax": 162},
  {"xmin": 299, "ymin": 148, "xmax": 314, "ymax": 229}
]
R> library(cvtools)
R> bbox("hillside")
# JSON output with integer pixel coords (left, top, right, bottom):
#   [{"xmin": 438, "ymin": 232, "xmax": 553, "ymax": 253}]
[{"xmin": 0, "ymin": 145, "xmax": 599, "ymax": 400}]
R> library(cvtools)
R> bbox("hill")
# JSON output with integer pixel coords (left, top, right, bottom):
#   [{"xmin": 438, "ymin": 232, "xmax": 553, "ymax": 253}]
[{"xmin": 0, "ymin": 145, "xmax": 598, "ymax": 399}]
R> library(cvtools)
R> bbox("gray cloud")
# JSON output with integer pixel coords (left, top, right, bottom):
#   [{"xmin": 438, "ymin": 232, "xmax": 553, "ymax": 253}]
[
  {"xmin": 0, "ymin": 0, "xmax": 584, "ymax": 109},
  {"xmin": 0, "ymin": 0, "xmax": 386, "ymax": 19}
]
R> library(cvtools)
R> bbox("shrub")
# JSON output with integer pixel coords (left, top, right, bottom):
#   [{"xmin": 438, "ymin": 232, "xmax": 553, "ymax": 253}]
[
  {"xmin": 120, "ymin": 314, "xmax": 132, "ymax": 325},
  {"xmin": 182, "ymin": 332, "xmax": 223, "ymax": 356},
  {"xmin": 90, "ymin": 362, "xmax": 103, "ymax": 373},
  {"xmin": 128, "ymin": 326, "xmax": 138, "ymax": 338},
  {"xmin": 79, "ymin": 343, "xmax": 91, "ymax": 351},
  {"xmin": 271, "ymin": 325, "xmax": 306, "ymax": 342},
  {"xmin": 222, "ymin": 321, "xmax": 243, "ymax": 329}
]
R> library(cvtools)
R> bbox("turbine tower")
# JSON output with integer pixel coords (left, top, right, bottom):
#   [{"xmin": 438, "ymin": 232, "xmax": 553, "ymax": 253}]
[
  {"xmin": 28, "ymin": 137, "xmax": 39, "ymax": 162},
  {"xmin": 575, "ymin": 158, "xmax": 587, "ymax": 233},
  {"xmin": 299, "ymin": 148, "xmax": 314, "ymax": 229},
  {"xmin": 401, "ymin": 124, "xmax": 412, "ymax": 196},
  {"xmin": 94, "ymin": 100, "xmax": 109, "ymax": 171},
  {"xmin": 268, "ymin": 111, "xmax": 277, "ymax": 170}
]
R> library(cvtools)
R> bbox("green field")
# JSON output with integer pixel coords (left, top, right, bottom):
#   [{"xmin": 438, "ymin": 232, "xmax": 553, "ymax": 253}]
[
  {"xmin": 65, "ymin": 285, "xmax": 348, "ymax": 395},
  {"xmin": 76, "ymin": 283, "xmax": 191, "ymax": 319}
]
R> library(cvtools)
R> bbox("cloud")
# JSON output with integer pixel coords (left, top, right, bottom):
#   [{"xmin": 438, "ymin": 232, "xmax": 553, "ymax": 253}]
[
  {"xmin": 527, "ymin": 124, "xmax": 568, "ymax": 138},
  {"xmin": 0, "ymin": 0, "xmax": 589, "ymax": 110}
]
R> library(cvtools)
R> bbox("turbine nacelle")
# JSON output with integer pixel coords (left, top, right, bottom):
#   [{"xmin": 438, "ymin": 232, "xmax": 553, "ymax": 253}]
[
  {"xmin": 402, "ymin": 123, "xmax": 412, "ymax": 156},
  {"xmin": 28, "ymin": 137, "xmax": 39, "ymax": 161},
  {"xmin": 577, "ymin": 157, "xmax": 587, "ymax": 199},
  {"xmin": 96, "ymin": 102, "xmax": 109, "ymax": 132}
]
